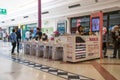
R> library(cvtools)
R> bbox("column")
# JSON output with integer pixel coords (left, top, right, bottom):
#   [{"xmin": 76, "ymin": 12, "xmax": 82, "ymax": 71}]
[
  {"xmin": 38, "ymin": 0, "xmax": 41, "ymax": 29},
  {"xmin": 67, "ymin": 18, "xmax": 71, "ymax": 34}
]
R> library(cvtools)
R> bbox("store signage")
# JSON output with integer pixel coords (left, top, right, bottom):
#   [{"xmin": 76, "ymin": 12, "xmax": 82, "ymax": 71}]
[
  {"xmin": 87, "ymin": 36, "xmax": 99, "ymax": 57},
  {"xmin": 89, "ymin": 37, "xmax": 98, "ymax": 41},
  {"xmin": 0, "ymin": 8, "xmax": 7, "ymax": 15}
]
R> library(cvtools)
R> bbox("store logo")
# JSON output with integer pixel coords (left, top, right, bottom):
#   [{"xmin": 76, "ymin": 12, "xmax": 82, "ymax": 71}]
[{"xmin": 89, "ymin": 38, "xmax": 98, "ymax": 41}]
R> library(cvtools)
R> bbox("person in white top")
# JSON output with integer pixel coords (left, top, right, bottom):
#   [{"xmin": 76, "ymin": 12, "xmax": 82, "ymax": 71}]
[
  {"xmin": 3, "ymin": 32, "xmax": 6, "ymax": 42},
  {"xmin": 25, "ymin": 30, "xmax": 30, "ymax": 41}
]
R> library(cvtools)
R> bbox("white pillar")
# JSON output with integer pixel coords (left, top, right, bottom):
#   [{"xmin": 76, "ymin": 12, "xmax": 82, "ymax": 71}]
[{"xmin": 67, "ymin": 18, "xmax": 71, "ymax": 34}]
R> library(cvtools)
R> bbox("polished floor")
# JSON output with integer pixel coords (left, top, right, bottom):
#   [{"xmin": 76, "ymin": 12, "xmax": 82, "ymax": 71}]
[{"xmin": 0, "ymin": 41, "xmax": 120, "ymax": 80}]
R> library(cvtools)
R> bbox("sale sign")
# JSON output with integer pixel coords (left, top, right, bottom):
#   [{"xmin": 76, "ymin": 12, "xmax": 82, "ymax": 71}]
[{"xmin": 86, "ymin": 36, "xmax": 100, "ymax": 57}]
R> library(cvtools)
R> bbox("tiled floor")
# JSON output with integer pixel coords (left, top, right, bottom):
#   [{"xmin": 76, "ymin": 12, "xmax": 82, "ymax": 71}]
[{"xmin": 0, "ymin": 41, "xmax": 120, "ymax": 80}]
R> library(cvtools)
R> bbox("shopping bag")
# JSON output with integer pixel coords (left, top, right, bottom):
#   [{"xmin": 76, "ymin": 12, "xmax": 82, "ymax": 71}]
[{"xmin": 19, "ymin": 42, "xmax": 23, "ymax": 49}]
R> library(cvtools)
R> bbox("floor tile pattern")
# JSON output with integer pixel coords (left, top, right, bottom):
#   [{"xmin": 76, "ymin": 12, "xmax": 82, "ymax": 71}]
[
  {"xmin": 11, "ymin": 57, "xmax": 94, "ymax": 80},
  {"xmin": 0, "ymin": 53, "xmax": 93, "ymax": 80}
]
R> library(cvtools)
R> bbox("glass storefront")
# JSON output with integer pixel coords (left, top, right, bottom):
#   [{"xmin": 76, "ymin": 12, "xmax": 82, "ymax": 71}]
[
  {"xmin": 21, "ymin": 23, "xmax": 37, "ymax": 40},
  {"xmin": 70, "ymin": 10, "xmax": 120, "ymax": 48},
  {"xmin": 71, "ymin": 16, "xmax": 90, "ymax": 34}
]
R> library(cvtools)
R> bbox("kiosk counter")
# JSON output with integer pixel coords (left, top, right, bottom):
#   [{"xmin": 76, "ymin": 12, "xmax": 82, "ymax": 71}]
[
  {"xmin": 60, "ymin": 35, "xmax": 100, "ymax": 62},
  {"xmin": 23, "ymin": 35, "xmax": 100, "ymax": 62}
]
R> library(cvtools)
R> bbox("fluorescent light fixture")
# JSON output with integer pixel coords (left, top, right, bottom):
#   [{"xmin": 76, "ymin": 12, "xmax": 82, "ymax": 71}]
[
  {"xmin": 11, "ymin": 19, "xmax": 15, "ymax": 21},
  {"xmin": 1, "ymin": 21, "xmax": 5, "ymax": 23},
  {"xmin": 68, "ymin": 4, "xmax": 81, "ymax": 9}
]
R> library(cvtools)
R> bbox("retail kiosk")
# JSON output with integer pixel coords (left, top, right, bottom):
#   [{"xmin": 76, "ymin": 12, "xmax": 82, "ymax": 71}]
[
  {"xmin": 64, "ymin": 35, "xmax": 100, "ymax": 62},
  {"xmin": 23, "ymin": 11, "xmax": 103, "ymax": 62},
  {"xmin": 64, "ymin": 11, "xmax": 103, "ymax": 62}
]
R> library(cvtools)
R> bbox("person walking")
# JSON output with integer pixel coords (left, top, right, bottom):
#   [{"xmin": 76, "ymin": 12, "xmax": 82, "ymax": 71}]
[
  {"xmin": 10, "ymin": 29, "xmax": 17, "ymax": 55},
  {"xmin": 3, "ymin": 31, "xmax": 6, "ymax": 42},
  {"xmin": 15, "ymin": 27, "xmax": 21, "ymax": 53}
]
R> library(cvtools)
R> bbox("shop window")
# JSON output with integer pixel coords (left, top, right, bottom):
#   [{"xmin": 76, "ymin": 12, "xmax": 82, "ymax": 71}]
[
  {"xmin": 109, "ymin": 13, "xmax": 120, "ymax": 26},
  {"xmin": 71, "ymin": 16, "xmax": 90, "ymax": 34}
]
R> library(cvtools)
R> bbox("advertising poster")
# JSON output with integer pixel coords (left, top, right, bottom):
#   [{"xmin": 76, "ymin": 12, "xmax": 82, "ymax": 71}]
[
  {"xmin": 86, "ymin": 36, "xmax": 99, "ymax": 57},
  {"xmin": 57, "ymin": 22, "xmax": 66, "ymax": 35},
  {"xmin": 92, "ymin": 18, "xmax": 100, "ymax": 32}
]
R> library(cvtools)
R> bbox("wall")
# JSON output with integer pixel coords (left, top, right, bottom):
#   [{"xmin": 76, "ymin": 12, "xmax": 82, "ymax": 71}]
[{"xmin": 41, "ymin": 19, "xmax": 56, "ymax": 37}]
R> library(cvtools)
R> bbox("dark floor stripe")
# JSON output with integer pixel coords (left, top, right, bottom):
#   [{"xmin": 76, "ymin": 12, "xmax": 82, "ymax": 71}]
[
  {"xmin": 91, "ymin": 61, "xmax": 117, "ymax": 80},
  {"xmin": 60, "ymin": 62, "xmax": 91, "ymax": 65},
  {"xmin": 100, "ymin": 63, "xmax": 120, "ymax": 65},
  {"xmin": 0, "ymin": 53, "xmax": 94, "ymax": 80}
]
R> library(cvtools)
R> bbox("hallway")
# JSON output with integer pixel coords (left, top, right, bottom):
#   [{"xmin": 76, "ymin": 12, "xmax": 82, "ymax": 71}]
[{"xmin": 0, "ymin": 41, "xmax": 120, "ymax": 80}]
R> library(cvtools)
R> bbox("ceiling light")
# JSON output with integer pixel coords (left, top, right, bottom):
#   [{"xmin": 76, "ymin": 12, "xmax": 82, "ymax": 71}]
[
  {"xmin": 42, "ymin": 11, "xmax": 49, "ymax": 14},
  {"xmin": 1, "ymin": 21, "xmax": 5, "ymax": 23},
  {"xmin": 11, "ymin": 19, "xmax": 15, "ymax": 21},
  {"xmin": 68, "ymin": 4, "xmax": 81, "ymax": 9},
  {"xmin": 24, "ymin": 16, "xmax": 29, "ymax": 18}
]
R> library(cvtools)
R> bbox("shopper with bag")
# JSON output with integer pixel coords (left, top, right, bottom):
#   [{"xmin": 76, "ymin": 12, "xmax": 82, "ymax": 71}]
[{"xmin": 10, "ymin": 29, "xmax": 17, "ymax": 55}]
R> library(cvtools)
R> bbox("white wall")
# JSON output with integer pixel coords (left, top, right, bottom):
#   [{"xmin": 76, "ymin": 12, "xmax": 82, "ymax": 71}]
[{"xmin": 42, "ymin": 19, "xmax": 56, "ymax": 31}]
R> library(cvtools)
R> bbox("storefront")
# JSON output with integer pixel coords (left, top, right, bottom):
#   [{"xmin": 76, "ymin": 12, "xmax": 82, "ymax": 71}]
[
  {"xmin": 70, "ymin": 10, "xmax": 120, "ymax": 48},
  {"xmin": 70, "ymin": 16, "xmax": 90, "ymax": 34},
  {"xmin": 57, "ymin": 21, "xmax": 67, "ymax": 35},
  {"xmin": 21, "ymin": 23, "xmax": 37, "ymax": 40},
  {"xmin": 8, "ymin": 26, "xmax": 17, "ymax": 34}
]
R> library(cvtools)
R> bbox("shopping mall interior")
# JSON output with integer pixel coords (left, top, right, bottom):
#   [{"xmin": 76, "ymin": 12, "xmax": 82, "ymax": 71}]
[{"xmin": 0, "ymin": 0, "xmax": 120, "ymax": 80}]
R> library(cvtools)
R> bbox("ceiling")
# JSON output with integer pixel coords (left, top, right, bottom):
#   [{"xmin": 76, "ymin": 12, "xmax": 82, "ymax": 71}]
[
  {"xmin": 0, "ymin": 0, "xmax": 54, "ymax": 14},
  {"xmin": 0, "ymin": 0, "xmax": 120, "ymax": 28}
]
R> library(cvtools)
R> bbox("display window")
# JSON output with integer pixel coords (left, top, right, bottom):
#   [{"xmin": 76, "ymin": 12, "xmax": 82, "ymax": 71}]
[{"xmin": 71, "ymin": 16, "xmax": 90, "ymax": 34}]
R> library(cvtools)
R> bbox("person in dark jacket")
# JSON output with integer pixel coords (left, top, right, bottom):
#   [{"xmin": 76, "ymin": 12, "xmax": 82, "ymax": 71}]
[
  {"xmin": 111, "ymin": 25, "xmax": 120, "ymax": 58},
  {"xmin": 118, "ymin": 24, "xmax": 120, "ymax": 59},
  {"xmin": 35, "ymin": 28, "xmax": 42, "ymax": 41},
  {"xmin": 42, "ymin": 33, "xmax": 48, "ymax": 41},
  {"xmin": 102, "ymin": 26, "xmax": 108, "ymax": 58},
  {"xmin": 102, "ymin": 32, "xmax": 107, "ymax": 58},
  {"xmin": 15, "ymin": 27, "xmax": 21, "ymax": 53},
  {"xmin": 10, "ymin": 29, "xmax": 17, "ymax": 55}
]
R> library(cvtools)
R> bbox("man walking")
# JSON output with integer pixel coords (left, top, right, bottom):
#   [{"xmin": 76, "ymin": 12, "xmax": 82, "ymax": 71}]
[
  {"xmin": 15, "ymin": 27, "xmax": 21, "ymax": 53},
  {"xmin": 10, "ymin": 29, "xmax": 17, "ymax": 55}
]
